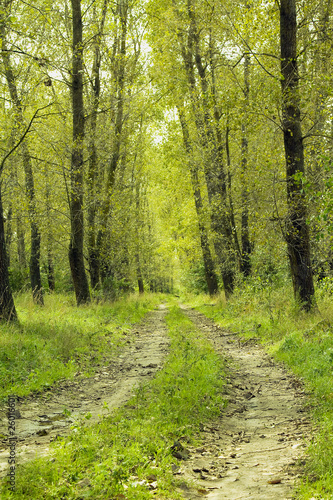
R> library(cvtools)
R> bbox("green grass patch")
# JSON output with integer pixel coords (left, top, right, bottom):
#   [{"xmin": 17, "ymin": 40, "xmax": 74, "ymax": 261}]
[
  {"xmin": 184, "ymin": 280, "xmax": 333, "ymax": 499},
  {"xmin": 0, "ymin": 292, "xmax": 162, "ymax": 401},
  {"xmin": 0, "ymin": 305, "xmax": 226, "ymax": 499}
]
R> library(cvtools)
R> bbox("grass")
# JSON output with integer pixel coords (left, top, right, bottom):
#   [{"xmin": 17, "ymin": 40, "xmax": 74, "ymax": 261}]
[
  {"xmin": 0, "ymin": 292, "xmax": 163, "ymax": 401},
  {"xmin": 0, "ymin": 305, "xmax": 226, "ymax": 499},
  {"xmin": 183, "ymin": 276, "xmax": 333, "ymax": 499}
]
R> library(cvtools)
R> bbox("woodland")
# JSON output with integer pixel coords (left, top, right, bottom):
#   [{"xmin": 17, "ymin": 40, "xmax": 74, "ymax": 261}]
[
  {"xmin": 0, "ymin": 0, "xmax": 331, "ymax": 315},
  {"xmin": 2, "ymin": 1, "xmax": 333, "ymax": 498}
]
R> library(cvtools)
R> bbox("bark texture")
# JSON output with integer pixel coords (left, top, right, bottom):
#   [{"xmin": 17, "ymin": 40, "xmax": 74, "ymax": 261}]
[
  {"xmin": 280, "ymin": 0, "xmax": 315, "ymax": 310},
  {"xmin": 69, "ymin": 0, "xmax": 91, "ymax": 305},
  {"xmin": 0, "ymin": 188, "xmax": 17, "ymax": 321}
]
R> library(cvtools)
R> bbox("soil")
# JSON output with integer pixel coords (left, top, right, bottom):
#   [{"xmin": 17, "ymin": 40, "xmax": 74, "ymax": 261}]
[
  {"xmin": 0, "ymin": 304, "xmax": 312, "ymax": 499},
  {"xmin": 177, "ymin": 307, "xmax": 311, "ymax": 500},
  {"xmin": 0, "ymin": 305, "xmax": 170, "ymax": 476}
]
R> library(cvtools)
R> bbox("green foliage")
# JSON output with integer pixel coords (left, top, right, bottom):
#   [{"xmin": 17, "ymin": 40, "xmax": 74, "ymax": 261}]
[
  {"xmin": 0, "ymin": 305, "xmax": 226, "ymax": 499},
  {"xmin": 8, "ymin": 266, "xmax": 30, "ymax": 293},
  {"xmin": 182, "ymin": 260, "xmax": 209, "ymax": 295}
]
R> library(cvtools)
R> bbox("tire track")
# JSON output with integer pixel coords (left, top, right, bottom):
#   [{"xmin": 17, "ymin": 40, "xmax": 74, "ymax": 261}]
[
  {"xmin": 0, "ymin": 305, "xmax": 169, "ymax": 476},
  {"xmin": 177, "ymin": 307, "xmax": 311, "ymax": 500}
]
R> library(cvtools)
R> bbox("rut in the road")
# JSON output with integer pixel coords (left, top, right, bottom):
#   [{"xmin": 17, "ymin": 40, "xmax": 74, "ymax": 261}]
[
  {"xmin": 0, "ymin": 305, "xmax": 169, "ymax": 476},
  {"xmin": 176, "ymin": 307, "xmax": 311, "ymax": 500}
]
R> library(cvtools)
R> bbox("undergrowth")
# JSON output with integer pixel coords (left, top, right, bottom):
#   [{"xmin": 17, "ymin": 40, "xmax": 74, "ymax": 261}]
[
  {"xmin": 184, "ymin": 277, "xmax": 333, "ymax": 499},
  {"xmin": 0, "ymin": 293, "xmax": 162, "ymax": 401},
  {"xmin": 0, "ymin": 305, "xmax": 226, "ymax": 499}
]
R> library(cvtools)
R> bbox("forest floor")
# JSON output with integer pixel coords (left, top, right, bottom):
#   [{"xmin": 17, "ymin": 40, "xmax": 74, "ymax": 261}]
[{"xmin": 0, "ymin": 303, "xmax": 312, "ymax": 499}]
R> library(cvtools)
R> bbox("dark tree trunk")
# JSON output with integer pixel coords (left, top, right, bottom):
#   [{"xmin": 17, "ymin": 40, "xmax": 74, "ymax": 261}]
[
  {"xmin": 5, "ymin": 205, "xmax": 12, "ymax": 267},
  {"xmin": 280, "ymin": 0, "xmax": 315, "ymax": 310},
  {"xmin": 17, "ymin": 217, "xmax": 27, "ymax": 269},
  {"xmin": 240, "ymin": 52, "xmax": 251, "ymax": 277},
  {"xmin": 178, "ymin": 107, "xmax": 219, "ymax": 296},
  {"xmin": 69, "ymin": 0, "xmax": 90, "ymax": 305},
  {"xmin": 137, "ymin": 266, "xmax": 144, "ymax": 294},
  {"xmin": 0, "ymin": 187, "xmax": 17, "ymax": 321},
  {"xmin": 29, "ymin": 221, "xmax": 43, "ymax": 304},
  {"xmin": 180, "ymin": 1, "xmax": 236, "ymax": 297},
  {"xmin": 87, "ymin": 0, "xmax": 108, "ymax": 290},
  {"xmin": 0, "ymin": 17, "xmax": 43, "ymax": 305}
]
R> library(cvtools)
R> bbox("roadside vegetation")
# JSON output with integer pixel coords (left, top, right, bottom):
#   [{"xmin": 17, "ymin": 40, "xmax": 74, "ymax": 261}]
[
  {"xmin": 0, "ymin": 293, "xmax": 163, "ymax": 402},
  {"xmin": 1, "ymin": 303, "xmax": 226, "ymax": 499},
  {"xmin": 185, "ymin": 276, "xmax": 333, "ymax": 499}
]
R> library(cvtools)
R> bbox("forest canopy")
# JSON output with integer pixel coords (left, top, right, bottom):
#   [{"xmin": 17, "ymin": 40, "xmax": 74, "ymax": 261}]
[{"xmin": 0, "ymin": 0, "xmax": 332, "ymax": 317}]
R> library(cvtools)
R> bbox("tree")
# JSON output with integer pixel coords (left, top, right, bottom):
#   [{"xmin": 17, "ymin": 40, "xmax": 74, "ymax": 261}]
[
  {"xmin": 69, "ymin": 0, "xmax": 91, "ymax": 305},
  {"xmin": 0, "ymin": 187, "xmax": 16, "ymax": 321},
  {"xmin": 178, "ymin": 106, "xmax": 219, "ymax": 295},
  {"xmin": 279, "ymin": 0, "xmax": 315, "ymax": 310},
  {"xmin": 0, "ymin": 3, "xmax": 44, "ymax": 305},
  {"xmin": 86, "ymin": 0, "xmax": 108, "ymax": 290}
]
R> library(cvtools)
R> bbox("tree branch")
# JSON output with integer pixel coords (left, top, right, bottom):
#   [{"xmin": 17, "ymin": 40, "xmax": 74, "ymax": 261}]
[{"xmin": 0, "ymin": 103, "xmax": 53, "ymax": 175}]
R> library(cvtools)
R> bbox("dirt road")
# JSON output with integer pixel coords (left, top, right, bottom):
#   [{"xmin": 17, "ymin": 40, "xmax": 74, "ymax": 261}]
[
  {"xmin": 0, "ymin": 304, "xmax": 311, "ymax": 499},
  {"xmin": 0, "ymin": 305, "xmax": 169, "ymax": 475},
  {"xmin": 178, "ymin": 307, "xmax": 311, "ymax": 500}
]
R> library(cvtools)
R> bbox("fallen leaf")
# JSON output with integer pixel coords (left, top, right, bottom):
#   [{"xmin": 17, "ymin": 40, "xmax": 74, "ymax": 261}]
[{"xmin": 268, "ymin": 478, "xmax": 282, "ymax": 484}]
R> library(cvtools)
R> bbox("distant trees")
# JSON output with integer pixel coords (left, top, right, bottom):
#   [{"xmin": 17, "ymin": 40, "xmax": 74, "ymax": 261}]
[
  {"xmin": 0, "ymin": 0, "xmax": 333, "ymax": 315},
  {"xmin": 145, "ymin": 0, "xmax": 333, "ymax": 305}
]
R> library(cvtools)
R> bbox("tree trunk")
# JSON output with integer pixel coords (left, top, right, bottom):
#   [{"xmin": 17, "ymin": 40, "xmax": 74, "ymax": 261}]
[
  {"xmin": 180, "ymin": 1, "xmax": 236, "ymax": 297},
  {"xmin": 280, "ymin": 0, "xmax": 315, "ymax": 310},
  {"xmin": 226, "ymin": 121, "xmax": 242, "ymax": 265},
  {"xmin": 87, "ymin": 0, "xmax": 108, "ymax": 290},
  {"xmin": 0, "ymin": 16, "xmax": 43, "ymax": 305},
  {"xmin": 240, "ymin": 52, "xmax": 251, "ymax": 277},
  {"xmin": 0, "ymin": 187, "xmax": 17, "ymax": 321},
  {"xmin": 135, "ymin": 176, "xmax": 145, "ymax": 294},
  {"xmin": 45, "ymin": 174, "xmax": 55, "ymax": 292},
  {"xmin": 69, "ymin": 0, "xmax": 90, "ymax": 305},
  {"xmin": 17, "ymin": 217, "xmax": 27, "ymax": 269},
  {"xmin": 5, "ymin": 205, "xmax": 12, "ymax": 267},
  {"xmin": 178, "ymin": 107, "xmax": 219, "ymax": 295},
  {"xmin": 137, "ymin": 257, "xmax": 144, "ymax": 294},
  {"xmin": 98, "ymin": 0, "xmax": 128, "ymax": 285}
]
